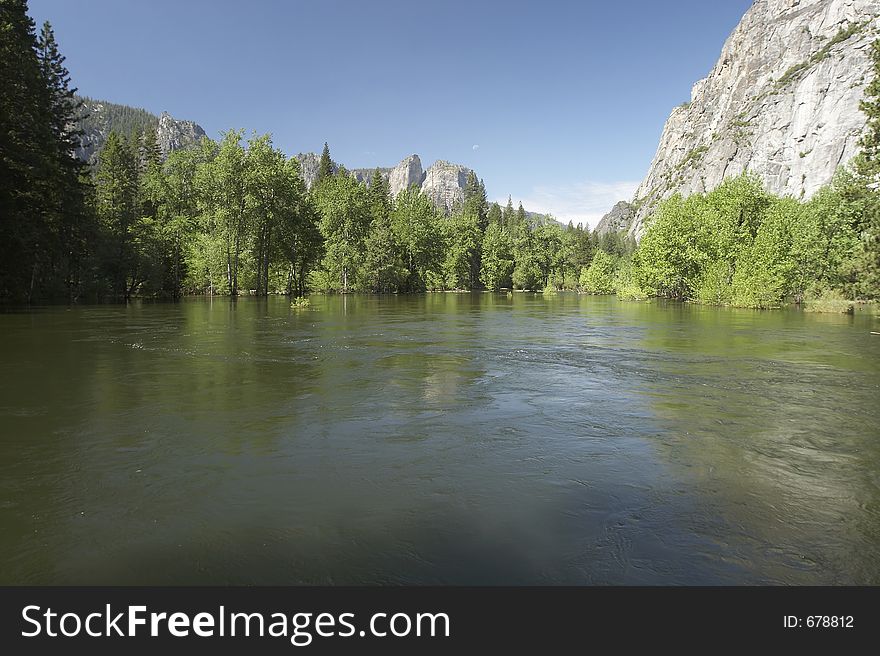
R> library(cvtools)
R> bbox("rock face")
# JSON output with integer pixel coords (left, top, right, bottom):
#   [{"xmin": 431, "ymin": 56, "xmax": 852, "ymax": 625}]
[
  {"xmin": 349, "ymin": 167, "xmax": 392, "ymax": 186},
  {"xmin": 624, "ymin": 0, "xmax": 879, "ymax": 238},
  {"xmin": 294, "ymin": 152, "xmax": 331, "ymax": 188},
  {"xmin": 75, "ymin": 97, "xmax": 206, "ymax": 164},
  {"xmin": 594, "ymin": 201, "xmax": 636, "ymax": 236},
  {"xmin": 388, "ymin": 154, "xmax": 426, "ymax": 196},
  {"xmin": 156, "ymin": 111, "xmax": 206, "ymax": 156},
  {"xmin": 420, "ymin": 160, "xmax": 471, "ymax": 213},
  {"xmin": 295, "ymin": 152, "xmax": 471, "ymax": 214}
]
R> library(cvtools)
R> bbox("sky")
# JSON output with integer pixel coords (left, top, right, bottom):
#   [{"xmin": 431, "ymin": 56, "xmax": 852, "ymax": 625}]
[{"xmin": 28, "ymin": 0, "xmax": 754, "ymax": 227}]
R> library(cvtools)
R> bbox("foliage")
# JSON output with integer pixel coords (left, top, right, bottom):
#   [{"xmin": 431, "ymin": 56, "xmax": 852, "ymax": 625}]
[
  {"xmin": 802, "ymin": 288, "xmax": 855, "ymax": 314},
  {"xmin": 579, "ymin": 250, "xmax": 616, "ymax": 294},
  {"xmin": 3, "ymin": 1, "xmax": 879, "ymax": 308},
  {"xmin": 774, "ymin": 22, "xmax": 866, "ymax": 91},
  {"xmin": 479, "ymin": 221, "xmax": 513, "ymax": 291}
]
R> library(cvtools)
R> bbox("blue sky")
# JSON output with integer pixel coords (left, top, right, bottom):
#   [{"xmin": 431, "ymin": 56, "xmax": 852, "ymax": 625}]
[{"xmin": 29, "ymin": 0, "xmax": 753, "ymax": 226}]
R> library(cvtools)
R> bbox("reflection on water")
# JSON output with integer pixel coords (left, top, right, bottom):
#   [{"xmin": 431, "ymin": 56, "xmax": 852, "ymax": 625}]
[{"xmin": 0, "ymin": 294, "xmax": 878, "ymax": 584}]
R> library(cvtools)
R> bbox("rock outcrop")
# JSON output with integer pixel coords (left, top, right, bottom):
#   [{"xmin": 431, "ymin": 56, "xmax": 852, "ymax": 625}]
[
  {"xmin": 294, "ymin": 152, "xmax": 331, "ymax": 188},
  {"xmin": 594, "ymin": 201, "xmax": 635, "ymax": 236},
  {"xmin": 75, "ymin": 97, "xmax": 206, "ymax": 164},
  {"xmin": 388, "ymin": 154, "xmax": 426, "ymax": 196},
  {"xmin": 349, "ymin": 167, "xmax": 392, "ymax": 186},
  {"xmin": 295, "ymin": 152, "xmax": 471, "ymax": 214},
  {"xmin": 156, "ymin": 111, "xmax": 206, "ymax": 156},
  {"xmin": 420, "ymin": 160, "xmax": 471, "ymax": 213},
  {"xmin": 621, "ymin": 0, "xmax": 879, "ymax": 238}
]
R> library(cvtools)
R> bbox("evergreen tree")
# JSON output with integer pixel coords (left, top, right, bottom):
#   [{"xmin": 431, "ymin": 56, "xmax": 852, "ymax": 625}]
[
  {"xmin": 197, "ymin": 129, "xmax": 250, "ymax": 295},
  {"xmin": 246, "ymin": 133, "xmax": 288, "ymax": 296},
  {"xmin": 363, "ymin": 206, "xmax": 404, "ymax": 293},
  {"xmin": 391, "ymin": 186, "xmax": 440, "ymax": 292},
  {"xmin": 316, "ymin": 141, "xmax": 333, "ymax": 184},
  {"xmin": 511, "ymin": 218, "xmax": 540, "ymax": 290},
  {"xmin": 852, "ymin": 38, "xmax": 880, "ymax": 298},
  {"xmin": 94, "ymin": 131, "xmax": 141, "ymax": 298},
  {"xmin": 856, "ymin": 39, "xmax": 880, "ymax": 180},
  {"xmin": 1, "ymin": 5, "xmax": 89, "ymax": 301},
  {"xmin": 35, "ymin": 20, "xmax": 90, "ymax": 300},
  {"xmin": 579, "ymin": 249, "xmax": 616, "ymax": 294},
  {"xmin": 487, "ymin": 202, "xmax": 502, "ymax": 227},
  {"xmin": 515, "ymin": 202, "xmax": 527, "ymax": 228},
  {"xmin": 502, "ymin": 196, "xmax": 515, "ymax": 231},
  {"xmin": 362, "ymin": 168, "xmax": 403, "ymax": 292},
  {"xmin": 277, "ymin": 157, "xmax": 321, "ymax": 297},
  {"xmin": 480, "ymin": 222, "xmax": 513, "ymax": 290},
  {"xmin": 314, "ymin": 173, "xmax": 370, "ymax": 292},
  {"xmin": 459, "ymin": 172, "xmax": 488, "ymax": 287}
]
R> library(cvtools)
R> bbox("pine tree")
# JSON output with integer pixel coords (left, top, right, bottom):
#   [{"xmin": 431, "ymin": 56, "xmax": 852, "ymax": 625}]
[
  {"xmin": 368, "ymin": 167, "xmax": 390, "ymax": 210},
  {"xmin": 515, "ymin": 202, "xmax": 527, "ymax": 229},
  {"xmin": 460, "ymin": 171, "xmax": 488, "ymax": 287},
  {"xmin": 487, "ymin": 202, "xmax": 502, "ymax": 228},
  {"xmin": 480, "ymin": 222, "xmax": 513, "ymax": 290},
  {"xmin": 853, "ymin": 38, "xmax": 880, "ymax": 298},
  {"xmin": 391, "ymin": 186, "xmax": 440, "ymax": 292},
  {"xmin": 0, "ymin": 2, "xmax": 56, "ymax": 300},
  {"xmin": 502, "ymin": 196, "xmax": 515, "ymax": 232},
  {"xmin": 856, "ymin": 39, "xmax": 880, "ymax": 180},
  {"xmin": 95, "ymin": 131, "xmax": 140, "ymax": 298},
  {"xmin": 35, "ymin": 20, "xmax": 91, "ymax": 300},
  {"xmin": 316, "ymin": 141, "xmax": 333, "ymax": 184}
]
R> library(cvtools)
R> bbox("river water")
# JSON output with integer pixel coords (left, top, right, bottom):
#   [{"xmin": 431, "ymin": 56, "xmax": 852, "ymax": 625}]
[{"xmin": 1, "ymin": 294, "xmax": 878, "ymax": 584}]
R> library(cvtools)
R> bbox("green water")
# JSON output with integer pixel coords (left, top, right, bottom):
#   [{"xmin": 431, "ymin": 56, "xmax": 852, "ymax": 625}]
[{"xmin": 1, "ymin": 294, "xmax": 878, "ymax": 584}]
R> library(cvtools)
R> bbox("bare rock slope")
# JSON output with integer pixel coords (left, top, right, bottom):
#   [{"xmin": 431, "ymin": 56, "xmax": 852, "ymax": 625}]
[{"xmin": 625, "ymin": 0, "xmax": 879, "ymax": 237}]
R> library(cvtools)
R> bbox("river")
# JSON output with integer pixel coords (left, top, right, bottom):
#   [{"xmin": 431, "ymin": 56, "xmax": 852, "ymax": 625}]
[{"xmin": 1, "ymin": 294, "xmax": 878, "ymax": 584}]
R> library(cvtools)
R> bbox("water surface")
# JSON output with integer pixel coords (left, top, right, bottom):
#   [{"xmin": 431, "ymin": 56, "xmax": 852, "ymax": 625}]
[{"xmin": 1, "ymin": 294, "xmax": 878, "ymax": 584}]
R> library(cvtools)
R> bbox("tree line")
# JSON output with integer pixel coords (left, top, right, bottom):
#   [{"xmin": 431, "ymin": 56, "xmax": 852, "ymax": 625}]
[
  {"xmin": 2, "ymin": 0, "xmax": 878, "ymax": 308},
  {"xmin": 1, "ymin": 2, "xmax": 620, "ymax": 303},
  {"xmin": 578, "ymin": 38, "xmax": 880, "ymax": 309}
]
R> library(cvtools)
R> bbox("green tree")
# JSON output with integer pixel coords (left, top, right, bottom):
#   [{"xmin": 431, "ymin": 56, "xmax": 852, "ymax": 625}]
[
  {"xmin": 153, "ymin": 146, "xmax": 202, "ymax": 297},
  {"xmin": 487, "ymin": 201, "xmax": 502, "ymax": 227},
  {"xmin": 246, "ymin": 133, "xmax": 289, "ymax": 295},
  {"xmin": 35, "ymin": 20, "xmax": 90, "ymax": 299},
  {"xmin": 508, "ymin": 201, "xmax": 544, "ymax": 289},
  {"xmin": 314, "ymin": 173, "xmax": 370, "ymax": 292},
  {"xmin": 729, "ymin": 198, "xmax": 803, "ymax": 308},
  {"xmin": 362, "ymin": 169, "xmax": 404, "ymax": 292},
  {"xmin": 579, "ymin": 249, "xmax": 616, "ymax": 294},
  {"xmin": 441, "ymin": 212, "xmax": 481, "ymax": 290},
  {"xmin": 391, "ymin": 185, "xmax": 440, "ymax": 292},
  {"xmin": 480, "ymin": 222, "xmax": 514, "ymax": 290},
  {"xmin": 94, "ymin": 131, "xmax": 143, "ymax": 298},
  {"xmin": 856, "ymin": 39, "xmax": 880, "ymax": 179},
  {"xmin": 276, "ymin": 157, "xmax": 321, "ymax": 297},
  {"xmin": 1, "ymin": 6, "xmax": 92, "ymax": 301},
  {"xmin": 316, "ymin": 141, "xmax": 333, "ymax": 184},
  {"xmin": 197, "ymin": 130, "xmax": 251, "ymax": 295}
]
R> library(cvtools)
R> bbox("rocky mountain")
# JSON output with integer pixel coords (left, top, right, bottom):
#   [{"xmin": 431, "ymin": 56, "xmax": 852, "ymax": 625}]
[
  {"xmin": 617, "ymin": 0, "xmax": 879, "ymax": 238},
  {"xmin": 594, "ymin": 201, "xmax": 636, "ymax": 236},
  {"xmin": 156, "ymin": 111, "xmax": 206, "ymax": 156},
  {"xmin": 75, "ymin": 96, "xmax": 206, "ymax": 164},
  {"xmin": 76, "ymin": 96, "xmax": 476, "ymax": 215},
  {"xmin": 294, "ymin": 152, "xmax": 474, "ymax": 214}
]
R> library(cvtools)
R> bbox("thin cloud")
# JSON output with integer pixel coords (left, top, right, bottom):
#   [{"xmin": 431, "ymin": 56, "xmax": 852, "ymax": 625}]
[
  {"xmin": 472, "ymin": 144, "xmax": 480, "ymax": 151},
  {"xmin": 499, "ymin": 180, "xmax": 640, "ymax": 229}
]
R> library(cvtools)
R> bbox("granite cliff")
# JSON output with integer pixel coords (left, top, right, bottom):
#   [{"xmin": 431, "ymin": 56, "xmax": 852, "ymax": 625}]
[
  {"xmin": 617, "ymin": 0, "xmax": 879, "ymax": 237},
  {"xmin": 294, "ymin": 152, "xmax": 474, "ymax": 214},
  {"xmin": 75, "ymin": 97, "xmax": 206, "ymax": 164}
]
